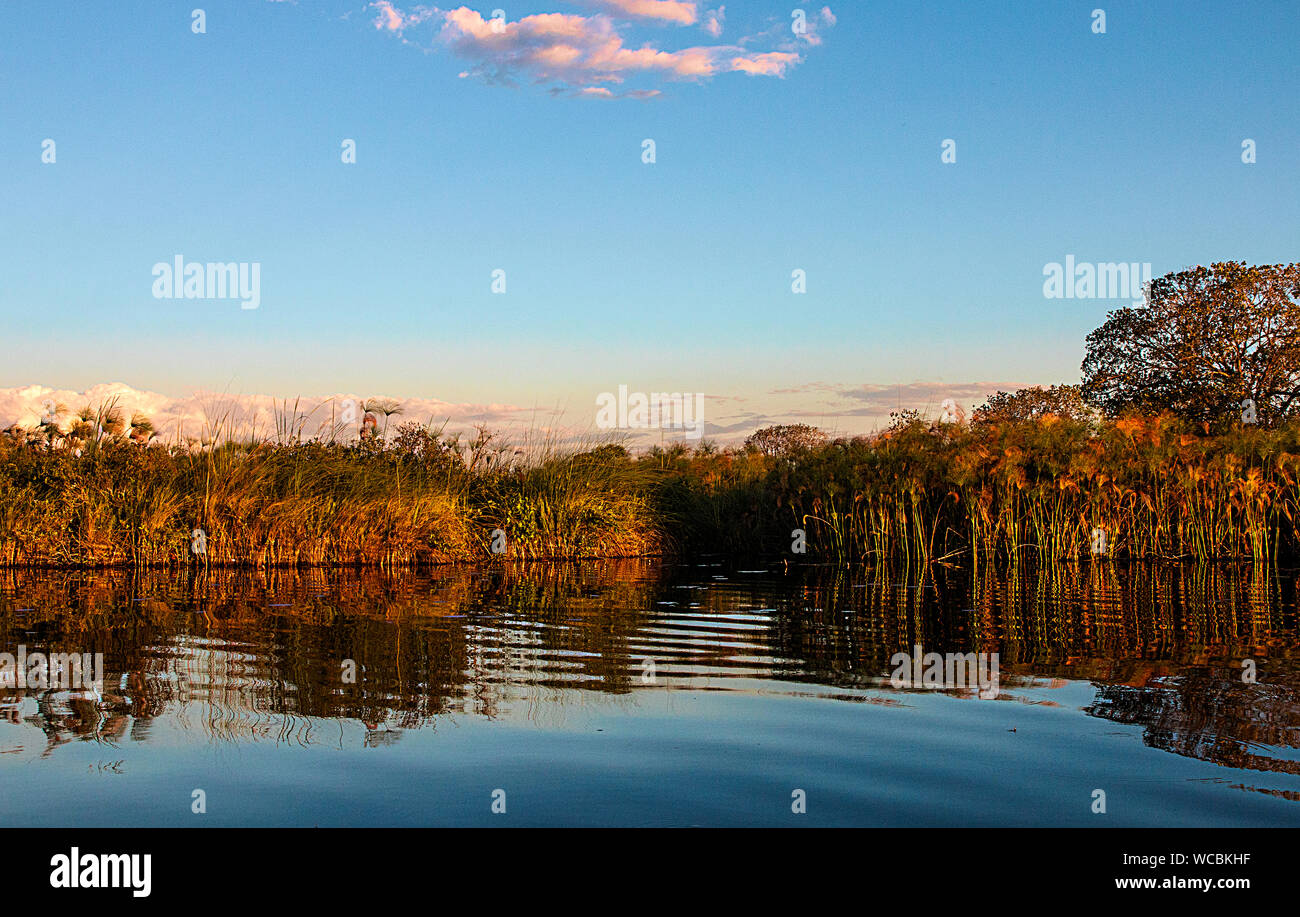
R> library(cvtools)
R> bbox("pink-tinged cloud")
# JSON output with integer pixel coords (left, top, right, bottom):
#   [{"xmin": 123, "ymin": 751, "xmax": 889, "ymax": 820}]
[
  {"xmin": 794, "ymin": 5, "xmax": 837, "ymax": 46},
  {"xmin": 535, "ymin": 43, "xmax": 584, "ymax": 67},
  {"xmin": 369, "ymin": 1, "xmax": 437, "ymax": 33},
  {"xmin": 0, "ymin": 380, "xmax": 1027, "ymax": 448},
  {"xmin": 370, "ymin": 1, "xmax": 406, "ymax": 31},
  {"xmin": 437, "ymin": 8, "xmax": 728, "ymax": 85},
  {"xmin": 442, "ymin": 8, "xmax": 591, "ymax": 42},
  {"xmin": 369, "ymin": 4, "xmax": 830, "ymax": 95},
  {"xmin": 701, "ymin": 6, "xmax": 724, "ymax": 37},
  {"xmin": 584, "ymin": 0, "xmax": 697, "ymax": 25},
  {"xmin": 736, "ymin": 4, "xmax": 836, "ymax": 48},
  {"xmin": 731, "ymin": 51, "xmax": 800, "ymax": 77},
  {"xmin": 0, "ymin": 383, "xmax": 544, "ymax": 447}
]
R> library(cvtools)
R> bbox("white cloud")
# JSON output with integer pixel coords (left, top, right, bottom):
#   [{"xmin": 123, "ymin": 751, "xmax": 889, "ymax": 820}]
[
  {"xmin": 366, "ymin": 4, "xmax": 830, "ymax": 95},
  {"xmin": 0, "ymin": 383, "xmax": 536, "ymax": 445},
  {"xmin": 581, "ymin": 0, "xmax": 698, "ymax": 25},
  {"xmin": 1, "ymin": 378, "xmax": 1026, "ymax": 451},
  {"xmin": 702, "ymin": 6, "xmax": 724, "ymax": 37}
]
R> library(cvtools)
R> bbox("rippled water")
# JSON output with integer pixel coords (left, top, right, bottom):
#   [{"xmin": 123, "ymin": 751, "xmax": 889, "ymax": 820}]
[{"xmin": 3, "ymin": 560, "xmax": 1300, "ymax": 827}]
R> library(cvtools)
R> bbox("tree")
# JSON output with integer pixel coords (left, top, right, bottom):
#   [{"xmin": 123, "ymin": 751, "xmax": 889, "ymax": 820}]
[
  {"xmin": 973, "ymin": 385, "xmax": 1093, "ymax": 424},
  {"xmin": 744, "ymin": 424, "xmax": 828, "ymax": 456},
  {"xmin": 1081, "ymin": 261, "xmax": 1300, "ymax": 426}
]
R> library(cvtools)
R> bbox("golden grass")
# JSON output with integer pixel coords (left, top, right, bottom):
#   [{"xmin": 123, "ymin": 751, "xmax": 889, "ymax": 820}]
[{"xmin": 7, "ymin": 409, "xmax": 1300, "ymax": 568}]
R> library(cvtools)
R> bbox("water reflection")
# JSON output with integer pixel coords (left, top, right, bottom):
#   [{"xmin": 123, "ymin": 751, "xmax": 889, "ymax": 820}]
[{"xmin": 2, "ymin": 560, "xmax": 1299, "ymax": 800}]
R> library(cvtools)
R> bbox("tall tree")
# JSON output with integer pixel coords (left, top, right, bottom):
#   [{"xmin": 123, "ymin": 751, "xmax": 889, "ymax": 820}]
[
  {"xmin": 1081, "ymin": 261, "xmax": 1300, "ymax": 426},
  {"xmin": 744, "ymin": 424, "xmax": 828, "ymax": 456}
]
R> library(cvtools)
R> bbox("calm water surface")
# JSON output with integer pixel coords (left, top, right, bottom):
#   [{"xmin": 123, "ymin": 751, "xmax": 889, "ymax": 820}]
[{"xmin": 3, "ymin": 560, "xmax": 1300, "ymax": 827}]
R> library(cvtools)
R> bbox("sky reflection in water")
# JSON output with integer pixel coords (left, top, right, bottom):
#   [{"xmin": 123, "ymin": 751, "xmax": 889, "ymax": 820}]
[{"xmin": 3, "ymin": 560, "xmax": 1299, "ymax": 827}]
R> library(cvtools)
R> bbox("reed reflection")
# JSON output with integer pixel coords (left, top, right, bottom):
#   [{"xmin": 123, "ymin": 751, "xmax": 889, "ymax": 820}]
[{"xmin": 1, "ymin": 560, "xmax": 1298, "ymax": 783}]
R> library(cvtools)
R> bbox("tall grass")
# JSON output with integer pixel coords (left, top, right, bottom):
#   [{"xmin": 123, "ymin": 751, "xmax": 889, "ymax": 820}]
[
  {"xmin": 0, "ymin": 418, "xmax": 664, "ymax": 567},
  {"xmin": 655, "ymin": 412, "xmax": 1300, "ymax": 566},
  {"xmin": 6, "ymin": 407, "xmax": 1300, "ymax": 568}
]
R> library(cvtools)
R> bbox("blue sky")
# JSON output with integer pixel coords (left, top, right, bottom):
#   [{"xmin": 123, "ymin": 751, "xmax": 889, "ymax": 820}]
[{"xmin": 1, "ymin": 1, "xmax": 1297, "ymax": 437}]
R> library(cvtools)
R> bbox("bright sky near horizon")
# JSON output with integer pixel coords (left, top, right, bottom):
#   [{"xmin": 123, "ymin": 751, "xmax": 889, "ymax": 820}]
[{"xmin": 1, "ymin": 1, "xmax": 1297, "ymax": 439}]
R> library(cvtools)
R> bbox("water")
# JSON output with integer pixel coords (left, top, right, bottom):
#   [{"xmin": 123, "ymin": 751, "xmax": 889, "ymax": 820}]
[{"xmin": 2, "ymin": 560, "xmax": 1299, "ymax": 827}]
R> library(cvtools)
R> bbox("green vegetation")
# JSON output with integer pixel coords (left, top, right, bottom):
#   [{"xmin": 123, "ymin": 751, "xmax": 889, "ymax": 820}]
[
  {"xmin": 3, "ymin": 261, "xmax": 1297, "ymax": 569},
  {"xmin": 7, "ymin": 403, "xmax": 1300, "ymax": 567},
  {"xmin": 659, "ymin": 406, "xmax": 1300, "ymax": 565},
  {"xmin": 1082, "ymin": 261, "xmax": 1300, "ymax": 427},
  {"xmin": 0, "ymin": 420, "xmax": 663, "ymax": 567}
]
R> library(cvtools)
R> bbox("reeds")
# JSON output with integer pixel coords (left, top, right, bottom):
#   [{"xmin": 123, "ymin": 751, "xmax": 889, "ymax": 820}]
[
  {"xmin": 0, "ymin": 419, "xmax": 664, "ymax": 568},
  {"xmin": 6, "ymin": 406, "xmax": 1300, "ymax": 568},
  {"xmin": 658, "ymin": 412, "xmax": 1300, "ymax": 566}
]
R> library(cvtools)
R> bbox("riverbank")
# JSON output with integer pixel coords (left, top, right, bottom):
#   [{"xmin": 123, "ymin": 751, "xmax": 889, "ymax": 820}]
[
  {"xmin": 4, "ymin": 411, "xmax": 1300, "ymax": 567},
  {"xmin": 0, "ymin": 429, "xmax": 662, "ymax": 567}
]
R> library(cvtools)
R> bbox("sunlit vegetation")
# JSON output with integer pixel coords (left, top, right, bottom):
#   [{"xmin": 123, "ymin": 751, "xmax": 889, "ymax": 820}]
[
  {"xmin": 0, "ymin": 416, "xmax": 663, "ymax": 567},
  {"xmin": 7, "ymin": 401, "xmax": 1300, "ymax": 567},
  {"xmin": 2, "ymin": 261, "xmax": 1295, "ymax": 568},
  {"xmin": 659, "ymin": 405, "xmax": 1300, "ymax": 565}
]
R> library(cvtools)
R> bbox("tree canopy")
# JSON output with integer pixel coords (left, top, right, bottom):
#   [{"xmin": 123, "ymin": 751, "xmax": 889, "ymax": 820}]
[
  {"xmin": 744, "ymin": 423, "xmax": 828, "ymax": 456},
  {"xmin": 973, "ymin": 385, "xmax": 1093, "ymax": 424},
  {"xmin": 1081, "ymin": 261, "xmax": 1300, "ymax": 426}
]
